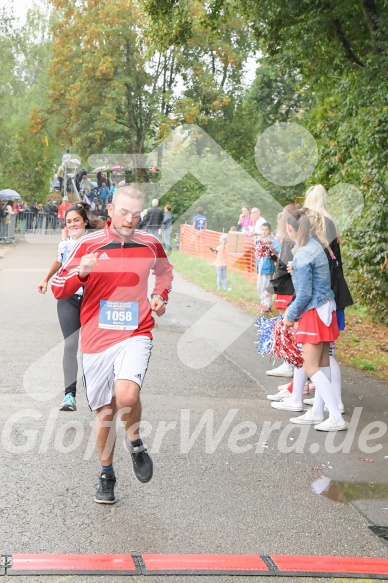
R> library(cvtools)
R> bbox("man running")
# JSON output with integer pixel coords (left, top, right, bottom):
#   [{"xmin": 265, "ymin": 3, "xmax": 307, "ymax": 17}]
[{"xmin": 52, "ymin": 185, "xmax": 173, "ymax": 504}]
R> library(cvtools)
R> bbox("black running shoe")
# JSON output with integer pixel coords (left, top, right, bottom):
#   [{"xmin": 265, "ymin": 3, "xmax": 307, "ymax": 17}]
[
  {"xmin": 94, "ymin": 473, "xmax": 116, "ymax": 504},
  {"xmin": 127, "ymin": 438, "xmax": 153, "ymax": 483}
]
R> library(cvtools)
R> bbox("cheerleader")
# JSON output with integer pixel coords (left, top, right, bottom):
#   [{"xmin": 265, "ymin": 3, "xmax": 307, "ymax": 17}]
[
  {"xmin": 302, "ymin": 184, "xmax": 353, "ymax": 414},
  {"xmin": 265, "ymin": 203, "xmax": 299, "ymax": 379},
  {"xmin": 282, "ymin": 209, "xmax": 347, "ymax": 431}
]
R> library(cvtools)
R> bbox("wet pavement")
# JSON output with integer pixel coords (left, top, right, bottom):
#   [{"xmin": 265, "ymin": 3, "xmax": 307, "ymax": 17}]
[{"xmin": 0, "ymin": 237, "xmax": 387, "ymax": 582}]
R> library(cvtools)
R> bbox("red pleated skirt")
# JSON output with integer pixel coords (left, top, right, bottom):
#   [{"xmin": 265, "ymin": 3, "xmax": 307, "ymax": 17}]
[
  {"xmin": 274, "ymin": 294, "xmax": 293, "ymax": 310},
  {"xmin": 295, "ymin": 308, "xmax": 339, "ymax": 344}
]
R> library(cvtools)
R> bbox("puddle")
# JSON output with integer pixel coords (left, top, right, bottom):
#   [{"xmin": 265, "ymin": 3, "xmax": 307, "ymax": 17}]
[{"xmin": 312, "ymin": 476, "xmax": 388, "ymax": 504}]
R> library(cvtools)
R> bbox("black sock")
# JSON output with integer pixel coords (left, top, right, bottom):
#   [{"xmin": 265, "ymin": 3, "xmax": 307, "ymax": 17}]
[
  {"xmin": 101, "ymin": 464, "xmax": 115, "ymax": 476},
  {"xmin": 131, "ymin": 438, "xmax": 142, "ymax": 448}
]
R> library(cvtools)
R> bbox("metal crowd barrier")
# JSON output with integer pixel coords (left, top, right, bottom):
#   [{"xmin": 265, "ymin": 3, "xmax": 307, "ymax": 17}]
[
  {"xmin": 0, "ymin": 214, "xmax": 16, "ymax": 243},
  {"xmin": 0, "ymin": 212, "xmax": 62, "ymax": 243}
]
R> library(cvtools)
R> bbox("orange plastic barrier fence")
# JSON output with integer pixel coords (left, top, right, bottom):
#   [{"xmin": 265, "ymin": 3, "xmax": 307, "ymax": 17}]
[{"xmin": 179, "ymin": 225, "xmax": 257, "ymax": 283}]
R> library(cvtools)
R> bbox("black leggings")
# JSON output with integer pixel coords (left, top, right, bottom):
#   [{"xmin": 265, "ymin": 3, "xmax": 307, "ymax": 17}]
[{"xmin": 57, "ymin": 295, "xmax": 82, "ymax": 396}]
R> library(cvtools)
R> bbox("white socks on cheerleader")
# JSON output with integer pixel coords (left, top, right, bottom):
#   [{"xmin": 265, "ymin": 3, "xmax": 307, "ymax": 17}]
[
  {"xmin": 330, "ymin": 355, "xmax": 344, "ymax": 409},
  {"xmin": 289, "ymin": 366, "xmax": 307, "ymax": 404},
  {"xmin": 311, "ymin": 368, "xmax": 344, "ymax": 420}
]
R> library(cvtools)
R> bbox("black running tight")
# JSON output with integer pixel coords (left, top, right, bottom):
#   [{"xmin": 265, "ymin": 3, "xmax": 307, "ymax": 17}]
[{"xmin": 57, "ymin": 295, "xmax": 82, "ymax": 396}]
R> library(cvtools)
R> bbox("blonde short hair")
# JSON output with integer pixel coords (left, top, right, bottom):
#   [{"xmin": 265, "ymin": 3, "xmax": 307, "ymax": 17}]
[{"xmin": 112, "ymin": 185, "xmax": 145, "ymax": 205}]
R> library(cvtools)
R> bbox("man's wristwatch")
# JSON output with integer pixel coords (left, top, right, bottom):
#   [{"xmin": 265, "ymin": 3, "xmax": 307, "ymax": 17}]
[{"xmin": 151, "ymin": 294, "xmax": 168, "ymax": 305}]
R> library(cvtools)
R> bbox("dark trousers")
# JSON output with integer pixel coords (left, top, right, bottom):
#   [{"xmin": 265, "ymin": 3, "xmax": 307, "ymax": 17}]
[{"xmin": 57, "ymin": 294, "xmax": 82, "ymax": 396}]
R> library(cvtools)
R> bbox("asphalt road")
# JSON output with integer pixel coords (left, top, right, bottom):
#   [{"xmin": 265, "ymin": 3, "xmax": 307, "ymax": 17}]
[{"xmin": 0, "ymin": 236, "xmax": 387, "ymax": 583}]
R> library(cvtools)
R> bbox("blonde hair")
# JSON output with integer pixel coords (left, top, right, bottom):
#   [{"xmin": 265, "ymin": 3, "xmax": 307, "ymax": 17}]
[
  {"xmin": 304, "ymin": 184, "xmax": 338, "ymax": 241},
  {"xmin": 112, "ymin": 185, "xmax": 145, "ymax": 205},
  {"xmin": 303, "ymin": 208, "xmax": 328, "ymax": 247}
]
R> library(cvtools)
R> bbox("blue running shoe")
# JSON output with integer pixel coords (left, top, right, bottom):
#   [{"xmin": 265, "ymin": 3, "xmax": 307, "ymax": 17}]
[{"xmin": 59, "ymin": 394, "xmax": 77, "ymax": 411}]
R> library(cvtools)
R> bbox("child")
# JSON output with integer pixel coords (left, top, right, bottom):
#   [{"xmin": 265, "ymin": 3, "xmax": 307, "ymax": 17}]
[
  {"xmin": 99, "ymin": 182, "xmax": 110, "ymax": 210},
  {"xmin": 210, "ymin": 234, "xmax": 231, "ymax": 291},
  {"xmin": 256, "ymin": 222, "xmax": 280, "ymax": 311}
]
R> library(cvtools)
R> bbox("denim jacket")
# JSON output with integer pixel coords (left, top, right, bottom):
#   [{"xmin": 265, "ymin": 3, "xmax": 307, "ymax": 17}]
[{"xmin": 286, "ymin": 236, "xmax": 334, "ymax": 322}]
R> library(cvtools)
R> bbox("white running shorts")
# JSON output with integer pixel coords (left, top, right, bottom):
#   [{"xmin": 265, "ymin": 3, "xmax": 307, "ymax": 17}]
[{"xmin": 82, "ymin": 335, "xmax": 152, "ymax": 410}]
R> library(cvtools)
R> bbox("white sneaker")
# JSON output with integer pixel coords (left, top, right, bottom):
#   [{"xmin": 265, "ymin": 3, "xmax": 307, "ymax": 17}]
[
  {"xmin": 303, "ymin": 397, "xmax": 315, "ymax": 406},
  {"xmin": 324, "ymin": 404, "xmax": 345, "ymax": 414},
  {"xmin": 289, "ymin": 409, "xmax": 324, "ymax": 425},
  {"xmin": 266, "ymin": 388, "xmax": 291, "ymax": 402},
  {"xmin": 303, "ymin": 398, "xmax": 345, "ymax": 414},
  {"xmin": 266, "ymin": 362, "xmax": 293, "ymax": 377},
  {"xmin": 314, "ymin": 415, "xmax": 347, "ymax": 431},
  {"xmin": 271, "ymin": 399, "xmax": 303, "ymax": 412}
]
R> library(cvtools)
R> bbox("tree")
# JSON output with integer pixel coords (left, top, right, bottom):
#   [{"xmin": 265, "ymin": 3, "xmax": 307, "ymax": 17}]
[
  {"xmin": 144, "ymin": 0, "xmax": 388, "ymax": 322},
  {"xmin": 0, "ymin": 2, "xmax": 56, "ymax": 201},
  {"xmin": 46, "ymin": 0, "xmax": 185, "ymax": 164}
]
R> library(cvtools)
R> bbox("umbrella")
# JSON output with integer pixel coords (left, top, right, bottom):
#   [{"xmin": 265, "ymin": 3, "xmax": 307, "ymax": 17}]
[
  {"xmin": 68, "ymin": 158, "xmax": 81, "ymax": 166},
  {"xmin": 0, "ymin": 189, "xmax": 21, "ymax": 200},
  {"xmin": 93, "ymin": 166, "xmax": 109, "ymax": 173}
]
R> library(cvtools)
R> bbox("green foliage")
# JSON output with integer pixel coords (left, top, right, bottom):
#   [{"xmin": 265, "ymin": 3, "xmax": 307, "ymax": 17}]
[
  {"xmin": 0, "ymin": 2, "xmax": 56, "ymax": 201},
  {"xmin": 307, "ymin": 56, "xmax": 388, "ymax": 323},
  {"xmin": 158, "ymin": 174, "xmax": 206, "ymax": 224},
  {"xmin": 350, "ymin": 358, "xmax": 379, "ymax": 372},
  {"xmin": 144, "ymin": 0, "xmax": 388, "ymax": 323}
]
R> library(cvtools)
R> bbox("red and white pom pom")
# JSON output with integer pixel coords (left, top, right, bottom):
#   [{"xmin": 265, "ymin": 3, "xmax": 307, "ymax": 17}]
[
  {"xmin": 255, "ymin": 237, "xmax": 275, "ymax": 259},
  {"xmin": 270, "ymin": 320, "xmax": 303, "ymax": 368}
]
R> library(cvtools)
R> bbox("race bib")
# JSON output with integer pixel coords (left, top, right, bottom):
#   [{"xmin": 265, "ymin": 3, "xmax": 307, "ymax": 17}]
[{"xmin": 98, "ymin": 300, "xmax": 139, "ymax": 330}]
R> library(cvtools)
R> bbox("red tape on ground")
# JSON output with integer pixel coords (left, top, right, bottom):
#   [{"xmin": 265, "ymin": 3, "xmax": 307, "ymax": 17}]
[
  {"xmin": 3, "ymin": 553, "xmax": 388, "ymax": 578},
  {"xmin": 142, "ymin": 553, "xmax": 270, "ymax": 575},
  {"xmin": 271, "ymin": 555, "xmax": 388, "ymax": 577},
  {"xmin": 9, "ymin": 553, "xmax": 139, "ymax": 575}
]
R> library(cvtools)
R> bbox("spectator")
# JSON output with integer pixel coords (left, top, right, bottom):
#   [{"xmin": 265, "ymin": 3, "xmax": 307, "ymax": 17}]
[
  {"xmin": 36, "ymin": 204, "xmax": 45, "ymax": 232},
  {"xmin": 192, "ymin": 207, "xmax": 207, "ymax": 231},
  {"xmin": 161, "ymin": 204, "xmax": 173, "ymax": 252},
  {"xmin": 80, "ymin": 174, "xmax": 93, "ymax": 197},
  {"xmin": 58, "ymin": 196, "xmax": 72, "ymax": 229},
  {"xmin": 0, "ymin": 201, "xmax": 6, "ymax": 239},
  {"xmin": 265, "ymin": 203, "xmax": 300, "ymax": 379},
  {"xmin": 144, "ymin": 198, "xmax": 164, "ymax": 238},
  {"xmin": 280, "ymin": 209, "xmax": 346, "ymax": 432},
  {"xmin": 237, "ymin": 205, "xmax": 253, "ymax": 233},
  {"xmin": 249, "ymin": 207, "xmax": 267, "ymax": 235},
  {"xmin": 104, "ymin": 172, "xmax": 111, "ymax": 188},
  {"xmin": 256, "ymin": 222, "xmax": 280, "ymax": 312},
  {"xmin": 99, "ymin": 182, "xmax": 110, "ymax": 210},
  {"xmin": 50, "ymin": 201, "xmax": 58, "ymax": 231},
  {"xmin": 95, "ymin": 202, "xmax": 108, "ymax": 219},
  {"xmin": 57, "ymin": 164, "xmax": 65, "ymax": 194},
  {"xmin": 210, "ymin": 234, "xmax": 231, "ymax": 291}
]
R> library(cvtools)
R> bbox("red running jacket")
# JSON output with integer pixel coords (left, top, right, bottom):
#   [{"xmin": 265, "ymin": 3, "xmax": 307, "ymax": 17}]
[{"xmin": 52, "ymin": 225, "xmax": 173, "ymax": 353}]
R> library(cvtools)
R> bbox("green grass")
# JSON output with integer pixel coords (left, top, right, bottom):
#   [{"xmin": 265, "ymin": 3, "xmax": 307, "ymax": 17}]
[
  {"xmin": 171, "ymin": 249, "xmax": 388, "ymax": 381},
  {"xmin": 350, "ymin": 358, "xmax": 379, "ymax": 372},
  {"xmin": 346, "ymin": 304, "xmax": 369, "ymax": 317},
  {"xmin": 170, "ymin": 250, "xmax": 259, "ymax": 314}
]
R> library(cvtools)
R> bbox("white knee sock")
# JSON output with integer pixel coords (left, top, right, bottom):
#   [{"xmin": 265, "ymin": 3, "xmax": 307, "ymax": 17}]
[
  {"xmin": 330, "ymin": 355, "xmax": 343, "ymax": 408},
  {"xmin": 311, "ymin": 367, "xmax": 328, "ymax": 416},
  {"xmin": 289, "ymin": 366, "xmax": 307, "ymax": 403},
  {"xmin": 311, "ymin": 370, "xmax": 343, "ymax": 420}
]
